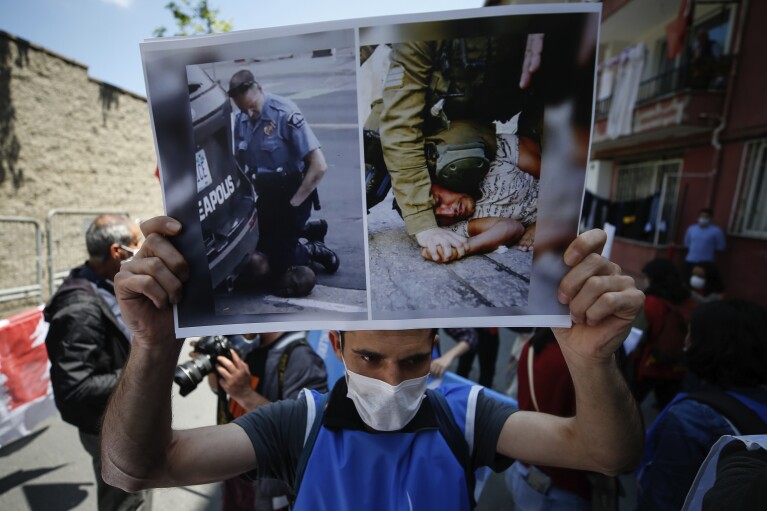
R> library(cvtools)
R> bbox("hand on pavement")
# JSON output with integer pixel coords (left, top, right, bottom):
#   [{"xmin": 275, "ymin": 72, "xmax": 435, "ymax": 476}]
[{"xmin": 416, "ymin": 227, "xmax": 468, "ymax": 263}]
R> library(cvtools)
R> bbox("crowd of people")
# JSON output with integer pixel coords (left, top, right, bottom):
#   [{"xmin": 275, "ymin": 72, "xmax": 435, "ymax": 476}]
[
  {"xmin": 36, "ymin": 213, "xmax": 766, "ymax": 511},
  {"xmin": 42, "ymin": 218, "xmax": 646, "ymax": 511}
]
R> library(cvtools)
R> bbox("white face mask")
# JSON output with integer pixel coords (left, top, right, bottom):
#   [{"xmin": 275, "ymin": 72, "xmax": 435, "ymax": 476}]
[
  {"xmin": 344, "ymin": 363, "xmax": 428, "ymax": 432},
  {"xmin": 698, "ymin": 217, "xmax": 711, "ymax": 226},
  {"xmin": 690, "ymin": 275, "xmax": 706, "ymax": 290}
]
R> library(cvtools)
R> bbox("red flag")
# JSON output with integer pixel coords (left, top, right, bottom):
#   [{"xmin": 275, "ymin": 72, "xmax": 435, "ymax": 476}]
[
  {"xmin": 666, "ymin": 0, "xmax": 693, "ymax": 60},
  {"xmin": 0, "ymin": 307, "xmax": 50, "ymax": 410}
]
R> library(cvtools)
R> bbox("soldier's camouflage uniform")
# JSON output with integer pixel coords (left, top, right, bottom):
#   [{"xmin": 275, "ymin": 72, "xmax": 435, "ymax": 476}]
[{"xmin": 378, "ymin": 37, "xmax": 539, "ymax": 235}]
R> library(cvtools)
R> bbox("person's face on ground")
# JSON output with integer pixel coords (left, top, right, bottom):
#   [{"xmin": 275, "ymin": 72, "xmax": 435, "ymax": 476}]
[
  {"xmin": 275, "ymin": 265, "xmax": 316, "ymax": 297},
  {"xmin": 432, "ymin": 184, "xmax": 475, "ymax": 226},
  {"xmin": 233, "ymin": 86, "xmax": 264, "ymax": 121},
  {"xmin": 331, "ymin": 329, "xmax": 435, "ymax": 386}
]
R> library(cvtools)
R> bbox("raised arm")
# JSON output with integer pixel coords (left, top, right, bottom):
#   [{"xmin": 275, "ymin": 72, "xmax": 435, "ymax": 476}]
[
  {"xmin": 497, "ymin": 230, "xmax": 645, "ymax": 474},
  {"xmin": 101, "ymin": 217, "xmax": 256, "ymax": 491}
]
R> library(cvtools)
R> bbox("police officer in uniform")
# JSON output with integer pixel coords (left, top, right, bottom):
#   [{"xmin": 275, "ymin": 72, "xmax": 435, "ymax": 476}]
[
  {"xmin": 228, "ymin": 70, "xmax": 339, "ymax": 297},
  {"xmin": 375, "ymin": 36, "xmax": 543, "ymax": 261}
]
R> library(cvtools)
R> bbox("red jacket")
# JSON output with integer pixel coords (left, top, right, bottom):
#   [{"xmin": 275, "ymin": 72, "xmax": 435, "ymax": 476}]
[{"xmin": 635, "ymin": 295, "xmax": 697, "ymax": 380}]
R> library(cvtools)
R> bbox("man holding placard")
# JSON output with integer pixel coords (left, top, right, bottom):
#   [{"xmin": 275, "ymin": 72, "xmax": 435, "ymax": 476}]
[{"xmin": 101, "ymin": 215, "xmax": 644, "ymax": 510}]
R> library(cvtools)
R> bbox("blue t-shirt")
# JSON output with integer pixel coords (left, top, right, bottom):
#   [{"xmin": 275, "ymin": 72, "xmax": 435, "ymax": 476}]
[{"xmin": 684, "ymin": 223, "xmax": 725, "ymax": 263}]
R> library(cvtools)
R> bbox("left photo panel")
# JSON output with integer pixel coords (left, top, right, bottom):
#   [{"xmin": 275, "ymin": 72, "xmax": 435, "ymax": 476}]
[{"xmin": 143, "ymin": 29, "xmax": 369, "ymax": 334}]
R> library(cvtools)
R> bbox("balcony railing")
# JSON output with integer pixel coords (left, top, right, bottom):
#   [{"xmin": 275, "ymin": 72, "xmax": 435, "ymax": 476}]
[
  {"xmin": 637, "ymin": 65, "xmax": 690, "ymax": 104},
  {"xmin": 595, "ymin": 57, "xmax": 730, "ymax": 120}
]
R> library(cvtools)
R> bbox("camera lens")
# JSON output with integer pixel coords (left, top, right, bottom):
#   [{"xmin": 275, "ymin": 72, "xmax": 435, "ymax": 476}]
[{"xmin": 174, "ymin": 355, "xmax": 214, "ymax": 396}]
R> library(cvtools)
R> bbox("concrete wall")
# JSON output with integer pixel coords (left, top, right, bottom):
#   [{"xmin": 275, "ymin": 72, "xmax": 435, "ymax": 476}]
[{"xmin": 0, "ymin": 32, "xmax": 163, "ymax": 316}]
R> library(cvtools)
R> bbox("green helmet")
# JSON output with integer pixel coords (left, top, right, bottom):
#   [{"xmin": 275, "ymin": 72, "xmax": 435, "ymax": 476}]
[{"xmin": 432, "ymin": 142, "xmax": 489, "ymax": 194}]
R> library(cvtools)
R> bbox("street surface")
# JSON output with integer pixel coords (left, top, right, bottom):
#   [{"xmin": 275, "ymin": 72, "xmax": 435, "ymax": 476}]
[
  {"xmin": 0, "ymin": 339, "xmax": 220, "ymax": 511},
  {"xmin": 207, "ymin": 50, "xmax": 368, "ymax": 316},
  {"xmin": 368, "ymin": 193, "xmax": 533, "ymax": 316}
]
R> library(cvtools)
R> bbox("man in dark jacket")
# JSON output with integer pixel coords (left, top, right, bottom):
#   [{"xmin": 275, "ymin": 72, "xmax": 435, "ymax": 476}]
[{"xmin": 44, "ymin": 214, "xmax": 150, "ymax": 511}]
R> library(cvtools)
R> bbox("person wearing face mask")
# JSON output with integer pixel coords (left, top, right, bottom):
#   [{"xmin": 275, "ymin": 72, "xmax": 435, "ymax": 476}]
[
  {"xmin": 631, "ymin": 259, "xmax": 698, "ymax": 411},
  {"xmin": 683, "ymin": 208, "xmax": 726, "ymax": 278},
  {"xmin": 43, "ymin": 214, "xmax": 150, "ymax": 511},
  {"xmin": 635, "ymin": 300, "xmax": 767, "ymax": 511},
  {"xmin": 204, "ymin": 332, "xmax": 328, "ymax": 511},
  {"xmin": 99, "ymin": 219, "xmax": 645, "ymax": 511},
  {"xmin": 689, "ymin": 262, "xmax": 725, "ymax": 303}
]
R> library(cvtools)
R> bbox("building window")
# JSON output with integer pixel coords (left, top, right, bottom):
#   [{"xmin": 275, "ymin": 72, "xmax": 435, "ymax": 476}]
[
  {"xmin": 732, "ymin": 140, "xmax": 767, "ymax": 238},
  {"xmin": 612, "ymin": 159, "xmax": 682, "ymax": 244}
]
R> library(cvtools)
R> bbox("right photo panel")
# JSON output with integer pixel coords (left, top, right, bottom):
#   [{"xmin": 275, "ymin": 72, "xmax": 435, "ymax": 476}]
[{"xmin": 360, "ymin": 9, "xmax": 600, "ymax": 322}]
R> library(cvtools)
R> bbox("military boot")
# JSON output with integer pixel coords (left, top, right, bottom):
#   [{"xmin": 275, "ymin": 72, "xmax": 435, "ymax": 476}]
[
  {"xmin": 303, "ymin": 241, "xmax": 340, "ymax": 274},
  {"xmin": 300, "ymin": 219, "xmax": 328, "ymax": 243}
]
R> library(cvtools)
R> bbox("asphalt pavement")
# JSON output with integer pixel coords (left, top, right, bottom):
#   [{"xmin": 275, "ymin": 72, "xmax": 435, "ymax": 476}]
[
  {"xmin": 0, "ymin": 339, "xmax": 221, "ymax": 511},
  {"xmin": 368, "ymin": 193, "xmax": 533, "ymax": 317}
]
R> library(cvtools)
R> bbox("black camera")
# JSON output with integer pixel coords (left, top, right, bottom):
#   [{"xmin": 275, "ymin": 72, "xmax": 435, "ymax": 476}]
[{"xmin": 174, "ymin": 335, "xmax": 259, "ymax": 397}]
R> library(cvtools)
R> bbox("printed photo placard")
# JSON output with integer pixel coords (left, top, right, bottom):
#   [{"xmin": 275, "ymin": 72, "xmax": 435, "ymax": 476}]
[{"xmin": 139, "ymin": 3, "xmax": 601, "ymax": 336}]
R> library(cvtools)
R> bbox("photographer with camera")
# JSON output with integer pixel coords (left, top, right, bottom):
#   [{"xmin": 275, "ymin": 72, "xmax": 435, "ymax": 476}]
[
  {"xmin": 181, "ymin": 332, "xmax": 327, "ymax": 511},
  {"xmin": 229, "ymin": 70, "xmax": 339, "ymax": 298}
]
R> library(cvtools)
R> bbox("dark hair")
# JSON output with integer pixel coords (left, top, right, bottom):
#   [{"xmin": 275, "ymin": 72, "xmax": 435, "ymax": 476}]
[
  {"xmin": 692, "ymin": 262, "xmax": 725, "ymax": 295},
  {"xmin": 227, "ymin": 69, "xmax": 259, "ymax": 98},
  {"xmin": 642, "ymin": 258, "xmax": 690, "ymax": 303},
  {"xmin": 700, "ymin": 208, "xmax": 713, "ymax": 216},
  {"xmin": 529, "ymin": 328, "xmax": 556, "ymax": 355},
  {"xmin": 686, "ymin": 300, "xmax": 767, "ymax": 388},
  {"xmin": 85, "ymin": 215, "xmax": 133, "ymax": 259}
]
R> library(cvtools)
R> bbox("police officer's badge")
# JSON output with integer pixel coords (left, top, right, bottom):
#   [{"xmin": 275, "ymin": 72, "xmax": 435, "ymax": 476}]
[
  {"xmin": 264, "ymin": 121, "xmax": 276, "ymax": 136},
  {"xmin": 288, "ymin": 112, "xmax": 306, "ymax": 129}
]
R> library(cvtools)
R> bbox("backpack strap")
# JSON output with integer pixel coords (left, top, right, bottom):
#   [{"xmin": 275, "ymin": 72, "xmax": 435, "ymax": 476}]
[
  {"xmin": 277, "ymin": 337, "xmax": 310, "ymax": 399},
  {"xmin": 684, "ymin": 390, "xmax": 767, "ymax": 435},
  {"xmin": 427, "ymin": 388, "xmax": 478, "ymax": 510},
  {"xmin": 293, "ymin": 389, "xmax": 329, "ymax": 501}
]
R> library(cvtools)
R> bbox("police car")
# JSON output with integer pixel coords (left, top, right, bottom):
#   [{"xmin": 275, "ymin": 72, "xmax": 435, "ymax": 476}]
[{"xmin": 188, "ymin": 65, "xmax": 259, "ymax": 292}]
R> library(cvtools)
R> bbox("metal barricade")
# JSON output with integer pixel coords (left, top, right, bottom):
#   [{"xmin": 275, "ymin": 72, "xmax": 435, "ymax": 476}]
[
  {"xmin": 0, "ymin": 217, "xmax": 43, "ymax": 318},
  {"xmin": 46, "ymin": 209, "xmax": 129, "ymax": 297}
]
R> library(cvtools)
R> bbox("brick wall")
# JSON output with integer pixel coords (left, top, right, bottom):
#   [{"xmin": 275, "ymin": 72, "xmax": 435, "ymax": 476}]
[{"xmin": 0, "ymin": 32, "xmax": 163, "ymax": 316}]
